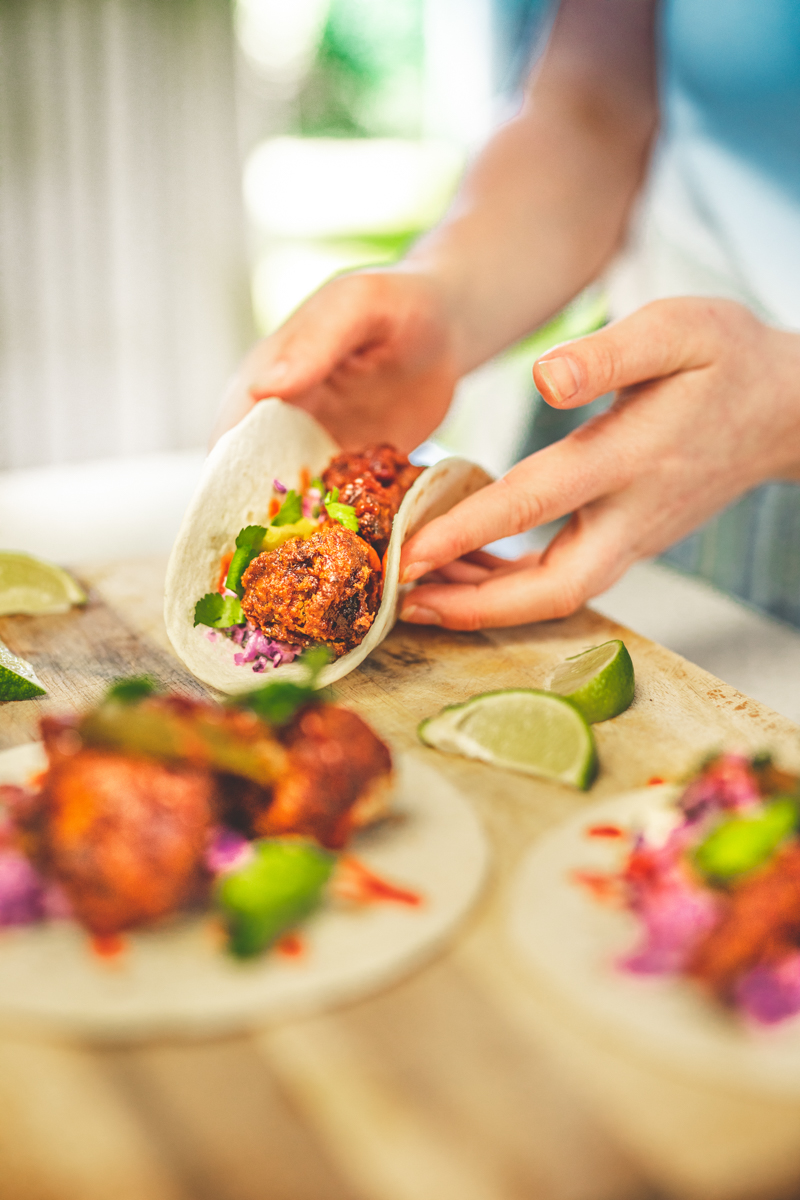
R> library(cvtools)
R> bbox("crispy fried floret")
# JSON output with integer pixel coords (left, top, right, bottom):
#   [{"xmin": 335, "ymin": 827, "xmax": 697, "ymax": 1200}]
[
  {"xmin": 688, "ymin": 841, "xmax": 800, "ymax": 1001},
  {"xmin": 322, "ymin": 444, "xmax": 424, "ymax": 555},
  {"xmin": 25, "ymin": 725, "xmax": 214, "ymax": 936},
  {"xmin": 323, "ymin": 444, "xmax": 423, "ymax": 497},
  {"xmin": 335, "ymin": 477, "xmax": 396, "ymax": 558},
  {"xmin": 241, "ymin": 523, "xmax": 382, "ymax": 657},
  {"xmin": 256, "ymin": 703, "xmax": 393, "ymax": 848}
]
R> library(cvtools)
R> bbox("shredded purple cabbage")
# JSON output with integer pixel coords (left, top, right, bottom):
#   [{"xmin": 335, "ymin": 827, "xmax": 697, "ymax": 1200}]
[
  {"xmin": 736, "ymin": 955, "xmax": 800, "ymax": 1025},
  {"xmin": 208, "ymin": 621, "xmax": 301, "ymax": 672},
  {"xmin": 273, "ymin": 478, "xmax": 287, "ymax": 494},
  {"xmin": 0, "ymin": 849, "xmax": 71, "ymax": 927},
  {"xmin": 226, "ymin": 623, "xmax": 301, "ymax": 672},
  {"xmin": 620, "ymin": 869, "xmax": 719, "ymax": 975},
  {"xmin": 205, "ymin": 827, "xmax": 254, "ymax": 876},
  {"xmin": 303, "ymin": 487, "xmax": 322, "ymax": 520},
  {"xmin": 589, "ymin": 754, "xmax": 800, "ymax": 1025},
  {"xmin": 680, "ymin": 753, "xmax": 760, "ymax": 822}
]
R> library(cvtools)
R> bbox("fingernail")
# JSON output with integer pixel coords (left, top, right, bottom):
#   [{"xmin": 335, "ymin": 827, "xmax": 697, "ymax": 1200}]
[
  {"xmin": 537, "ymin": 356, "xmax": 580, "ymax": 404},
  {"xmin": 400, "ymin": 560, "xmax": 433, "ymax": 585},
  {"xmin": 399, "ymin": 605, "xmax": 442, "ymax": 625}
]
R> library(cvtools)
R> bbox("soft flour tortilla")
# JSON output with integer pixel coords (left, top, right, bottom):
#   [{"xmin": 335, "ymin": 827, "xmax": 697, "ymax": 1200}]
[
  {"xmin": 0, "ymin": 743, "xmax": 487, "ymax": 1041},
  {"xmin": 165, "ymin": 399, "xmax": 492, "ymax": 693},
  {"xmin": 510, "ymin": 786, "xmax": 800, "ymax": 1097}
]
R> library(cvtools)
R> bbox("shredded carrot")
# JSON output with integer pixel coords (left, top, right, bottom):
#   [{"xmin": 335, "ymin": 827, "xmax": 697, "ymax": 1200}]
[
  {"xmin": 299, "ymin": 467, "xmax": 311, "ymax": 493},
  {"xmin": 217, "ymin": 552, "xmax": 234, "ymax": 593},
  {"xmin": 268, "ymin": 497, "xmax": 281, "ymax": 518},
  {"xmin": 366, "ymin": 544, "xmax": 382, "ymax": 574},
  {"xmin": 647, "ymin": 776, "xmax": 666, "ymax": 786}
]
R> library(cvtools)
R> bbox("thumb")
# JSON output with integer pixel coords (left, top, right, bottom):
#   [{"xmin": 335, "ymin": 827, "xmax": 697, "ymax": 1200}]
[{"xmin": 533, "ymin": 296, "xmax": 720, "ymax": 410}]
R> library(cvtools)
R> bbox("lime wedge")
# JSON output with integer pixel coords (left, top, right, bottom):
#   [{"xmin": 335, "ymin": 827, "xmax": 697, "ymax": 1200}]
[
  {"xmin": 419, "ymin": 689, "xmax": 597, "ymax": 789},
  {"xmin": 0, "ymin": 551, "xmax": 86, "ymax": 616},
  {"xmin": 0, "ymin": 639, "xmax": 46, "ymax": 700},
  {"xmin": 549, "ymin": 639, "xmax": 634, "ymax": 724}
]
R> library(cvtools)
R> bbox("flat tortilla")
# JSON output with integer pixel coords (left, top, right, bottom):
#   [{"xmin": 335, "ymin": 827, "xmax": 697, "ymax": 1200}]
[
  {"xmin": 510, "ymin": 786, "xmax": 800, "ymax": 1097},
  {"xmin": 0, "ymin": 743, "xmax": 487, "ymax": 1041},
  {"xmin": 164, "ymin": 399, "xmax": 492, "ymax": 692}
]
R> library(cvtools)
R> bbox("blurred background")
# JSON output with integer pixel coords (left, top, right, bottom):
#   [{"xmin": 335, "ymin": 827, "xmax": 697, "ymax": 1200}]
[{"xmin": 3, "ymin": 0, "xmax": 800, "ymax": 719}]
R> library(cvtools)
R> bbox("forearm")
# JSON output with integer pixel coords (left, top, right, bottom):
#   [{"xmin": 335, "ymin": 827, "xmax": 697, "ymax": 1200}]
[{"xmin": 406, "ymin": 0, "xmax": 658, "ymax": 372}]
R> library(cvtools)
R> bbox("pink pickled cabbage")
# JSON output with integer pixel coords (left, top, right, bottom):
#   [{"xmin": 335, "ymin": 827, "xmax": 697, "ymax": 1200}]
[
  {"xmin": 680, "ymin": 753, "xmax": 760, "ymax": 822},
  {"xmin": 619, "ymin": 839, "xmax": 719, "ymax": 974},
  {"xmin": 0, "ymin": 849, "xmax": 71, "ymax": 927},
  {"xmin": 273, "ymin": 478, "xmax": 287, "ymax": 494},
  {"xmin": 205, "ymin": 827, "xmax": 254, "ymax": 876},
  {"xmin": 303, "ymin": 487, "xmax": 322, "ymax": 520},
  {"xmin": 227, "ymin": 623, "xmax": 301, "ymax": 672},
  {"xmin": 208, "ymin": 623, "xmax": 301, "ymax": 672},
  {"xmin": 736, "ymin": 954, "xmax": 800, "ymax": 1025}
]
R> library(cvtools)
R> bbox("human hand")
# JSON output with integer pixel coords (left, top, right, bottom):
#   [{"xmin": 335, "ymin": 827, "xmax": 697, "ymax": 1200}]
[
  {"xmin": 210, "ymin": 269, "xmax": 460, "ymax": 453},
  {"xmin": 398, "ymin": 297, "xmax": 800, "ymax": 629}
]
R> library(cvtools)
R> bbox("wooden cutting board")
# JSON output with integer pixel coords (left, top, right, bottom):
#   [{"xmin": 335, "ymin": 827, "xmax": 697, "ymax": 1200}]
[{"xmin": 1, "ymin": 554, "xmax": 800, "ymax": 1200}]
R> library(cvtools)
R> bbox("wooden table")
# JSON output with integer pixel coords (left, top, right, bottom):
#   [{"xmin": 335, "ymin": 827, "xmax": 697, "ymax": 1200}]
[{"xmin": 2, "ymin": 556, "xmax": 799, "ymax": 1200}]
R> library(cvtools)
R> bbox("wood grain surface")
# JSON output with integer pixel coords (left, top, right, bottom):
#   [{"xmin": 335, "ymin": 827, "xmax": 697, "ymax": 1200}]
[{"xmin": 2, "ymin": 555, "xmax": 799, "ymax": 1200}]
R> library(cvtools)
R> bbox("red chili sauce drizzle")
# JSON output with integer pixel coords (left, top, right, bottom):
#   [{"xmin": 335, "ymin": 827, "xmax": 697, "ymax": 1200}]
[
  {"xmin": 586, "ymin": 823, "xmax": 624, "ymax": 839},
  {"xmin": 91, "ymin": 933, "xmax": 126, "ymax": 960},
  {"xmin": 336, "ymin": 856, "xmax": 422, "ymax": 908},
  {"xmin": 570, "ymin": 869, "xmax": 619, "ymax": 903},
  {"xmin": 276, "ymin": 932, "xmax": 305, "ymax": 959}
]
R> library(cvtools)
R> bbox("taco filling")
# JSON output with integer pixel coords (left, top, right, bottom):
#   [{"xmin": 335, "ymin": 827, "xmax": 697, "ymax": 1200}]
[
  {"xmin": 581, "ymin": 753, "xmax": 800, "ymax": 1025},
  {"xmin": 0, "ymin": 672, "xmax": 402, "ymax": 958},
  {"xmin": 193, "ymin": 444, "xmax": 424, "ymax": 671}
]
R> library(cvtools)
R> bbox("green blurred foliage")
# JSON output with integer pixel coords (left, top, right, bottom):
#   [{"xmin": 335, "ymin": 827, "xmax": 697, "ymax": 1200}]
[{"xmin": 296, "ymin": 0, "xmax": 424, "ymax": 137}]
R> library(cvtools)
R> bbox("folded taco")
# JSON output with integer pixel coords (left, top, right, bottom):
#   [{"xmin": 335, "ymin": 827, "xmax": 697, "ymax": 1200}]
[{"xmin": 165, "ymin": 399, "xmax": 491, "ymax": 692}]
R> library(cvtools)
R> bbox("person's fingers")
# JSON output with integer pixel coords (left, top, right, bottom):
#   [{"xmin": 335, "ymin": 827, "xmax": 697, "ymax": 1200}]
[
  {"xmin": 417, "ymin": 550, "xmax": 543, "ymax": 586},
  {"xmin": 399, "ymin": 498, "xmax": 634, "ymax": 629},
  {"xmin": 424, "ymin": 560, "xmax": 493, "ymax": 585},
  {"xmin": 246, "ymin": 276, "xmax": 393, "ymax": 401},
  {"xmin": 400, "ymin": 416, "xmax": 630, "ymax": 582},
  {"xmin": 533, "ymin": 295, "xmax": 731, "ymax": 409},
  {"xmin": 459, "ymin": 549, "xmax": 512, "ymax": 570}
]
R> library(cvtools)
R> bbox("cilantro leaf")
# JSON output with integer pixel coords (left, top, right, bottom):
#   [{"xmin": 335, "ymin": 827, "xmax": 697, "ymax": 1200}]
[
  {"xmin": 105, "ymin": 676, "xmax": 160, "ymax": 704},
  {"xmin": 226, "ymin": 525, "xmax": 267, "ymax": 597},
  {"xmin": 324, "ymin": 497, "xmax": 359, "ymax": 532},
  {"xmin": 194, "ymin": 592, "xmax": 245, "ymax": 628},
  {"xmin": 235, "ymin": 524, "xmax": 267, "ymax": 550},
  {"xmin": 272, "ymin": 490, "xmax": 303, "ymax": 526}
]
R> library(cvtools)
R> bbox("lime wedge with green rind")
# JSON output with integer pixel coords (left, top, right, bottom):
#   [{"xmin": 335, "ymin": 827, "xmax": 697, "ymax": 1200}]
[
  {"xmin": 0, "ymin": 551, "xmax": 86, "ymax": 616},
  {"xmin": 0, "ymin": 639, "xmax": 46, "ymax": 700},
  {"xmin": 419, "ymin": 688, "xmax": 597, "ymax": 789},
  {"xmin": 548, "ymin": 639, "xmax": 634, "ymax": 724}
]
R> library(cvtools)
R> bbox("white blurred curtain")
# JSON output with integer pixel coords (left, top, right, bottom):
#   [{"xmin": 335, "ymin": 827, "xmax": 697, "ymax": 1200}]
[{"xmin": 0, "ymin": 0, "xmax": 254, "ymax": 469}]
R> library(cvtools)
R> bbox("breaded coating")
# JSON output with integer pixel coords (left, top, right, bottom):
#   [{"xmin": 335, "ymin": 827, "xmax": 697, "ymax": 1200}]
[
  {"xmin": 689, "ymin": 842, "xmax": 800, "ymax": 1000},
  {"xmin": 25, "ymin": 733, "xmax": 213, "ymax": 936},
  {"xmin": 322, "ymin": 444, "xmax": 424, "ymax": 555},
  {"xmin": 241, "ymin": 523, "xmax": 382, "ymax": 657},
  {"xmin": 258, "ymin": 703, "xmax": 393, "ymax": 848}
]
